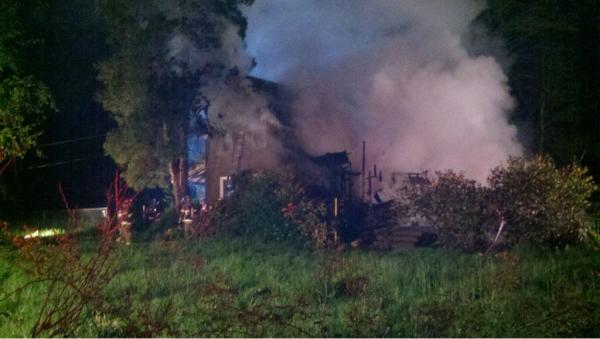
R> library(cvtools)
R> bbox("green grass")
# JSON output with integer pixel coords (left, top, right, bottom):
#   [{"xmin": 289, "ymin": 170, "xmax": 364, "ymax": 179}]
[
  {"xmin": 1, "ymin": 230, "xmax": 599, "ymax": 337},
  {"xmin": 0, "ymin": 246, "xmax": 46, "ymax": 337}
]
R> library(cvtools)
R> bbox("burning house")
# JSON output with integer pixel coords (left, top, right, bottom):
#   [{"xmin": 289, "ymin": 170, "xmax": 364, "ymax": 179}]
[
  {"xmin": 197, "ymin": 76, "xmax": 288, "ymax": 205},
  {"xmin": 188, "ymin": 75, "xmax": 436, "ymax": 246},
  {"xmin": 108, "ymin": 1, "xmax": 522, "ymax": 249},
  {"xmin": 185, "ymin": 1, "xmax": 523, "ymax": 240},
  {"xmin": 195, "ymin": 76, "xmax": 362, "ymax": 207}
]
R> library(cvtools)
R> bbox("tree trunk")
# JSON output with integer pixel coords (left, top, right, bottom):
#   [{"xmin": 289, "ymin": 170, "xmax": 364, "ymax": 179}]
[
  {"xmin": 169, "ymin": 160, "xmax": 180, "ymax": 210},
  {"xmin": 179, "ymin": 155, "xmax": 187, "ymax": 198},
  {"xmin": 169, "ymin": 155, "xmax": 189, "ymax": 211},
  {"xmin": 168, "ymin": 125, "xmax": 189, "ymax": 211}
]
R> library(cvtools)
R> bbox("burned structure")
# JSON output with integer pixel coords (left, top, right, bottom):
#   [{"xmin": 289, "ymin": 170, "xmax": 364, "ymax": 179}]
[
  {"xmin": 192, "ymin": 76, "xmax": 434, "ymax": 246},
  {"xmin": 200, "ymin": 77, "xmax": 287, "ymax": 205}
]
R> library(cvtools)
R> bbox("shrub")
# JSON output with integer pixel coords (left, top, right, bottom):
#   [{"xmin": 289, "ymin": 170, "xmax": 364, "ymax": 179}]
[
  {"xmin": 139, "ymin": 207, "xmax": 178, "ymax": 241},
  {"xmin": 210, "ymin": 170, "xmax": 336, "ymax": 248},
  {"xmin": 210, "ymin": 171, "xmax": 303, "ymax": 243},
  {"xmin": 281, "ymin": 195, "xmax": 332, "ymax": 249},
  {"xmin": 487, "ymin": 156, "xmax": 597, "ymax": 247},
  {"xmin": 403, "ymin": 171, "xmax": 494, "ymax": 251},
  {"xmin": 2, "ymin": 222, "xmax": 118, "ymax": 337},
  {"xmin": 399, "ymin": 156, "xmax": 596, "ymax": 251}
]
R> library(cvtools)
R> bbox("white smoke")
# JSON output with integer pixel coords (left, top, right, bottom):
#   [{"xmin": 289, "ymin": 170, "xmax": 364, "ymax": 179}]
[
  {"xmin": 162, "ymin": 2, "xmax": 280, "ymax": 159},
  {"xmin": 202, "ymin": 76, "xmax": 280, "ymax": 146},
  {"xmin": 166, "ymin": 20, "xmax": 254, "ymax": 75},
  {"xmin": 243, "ymin": 0, "xmax": 522, "ymax": 181}
]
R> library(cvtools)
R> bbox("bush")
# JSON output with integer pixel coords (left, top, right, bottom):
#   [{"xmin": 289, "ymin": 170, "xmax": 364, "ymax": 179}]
[
  {"xmin": 488, "ymin": 156, "xmax": 597, "ymax": 247},
  {"xmin": 403, "ymin": 171, "xmax": 494, "ymax": 251},
  {"xmin": 281, "ymin": 195, "xmax": 332, "ymax": 249},
  {"xmin": 401, "ymin": 156, "xmax": 597, "ymax": 251},
  {"xmin": 210, "ymin": 171, "xmax": 303, "ymax": 243},
  {"xmin": 139, "ymin": 207, "xmax": 178, "ymax": 241},
  {"xmin": 210, "ymin": 170, "xmax": 336, "ymax": 248}
]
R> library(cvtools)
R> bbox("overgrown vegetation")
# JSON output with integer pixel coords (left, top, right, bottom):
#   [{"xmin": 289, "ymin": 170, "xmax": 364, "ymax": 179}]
[
  {"xmin": 402, "ymin": 156, "xmax": 597, "ymax": 251},
  {"xmin": 0, "ymin": 0, "xmax": 55, "ymax": 174},
  {"xmin": 210, "ymin": 171, "xmax": 333, "ymax": 247},
  {"xmin": 1, "ymin": 157, "xmax": 598, "ymax": 337},
  {"xmin": 402, "ymin": 171, "xmax": 492, "ymax": 252},
  {"xmin": 488, "ymin": 156, "xmax": 596, "ymax": 247},
  {"xmin": 1, "ymin": 230, "xmax": 598, "ymax": 337},
  {"xmin": 210, "ymin": 171, "xmax": 302, "ymax": 242}
]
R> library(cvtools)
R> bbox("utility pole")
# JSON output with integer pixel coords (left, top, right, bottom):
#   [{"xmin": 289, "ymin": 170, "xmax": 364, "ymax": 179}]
[{"xmin": 362, "ymin": 140, "xmax": 366, "ymax": 201}]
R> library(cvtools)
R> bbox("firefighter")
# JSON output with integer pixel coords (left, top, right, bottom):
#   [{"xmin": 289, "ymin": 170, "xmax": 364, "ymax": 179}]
[
  {"xmin": 117, "ymin": 197, "xmax": 133, "ymax": 245},
  {"xmin": 180, "ymin": 196, "xmax": 194, "ymax": 238},
  {"xmin": 199, "ymin": 200, "xmax": 208, "ymax": 223}
]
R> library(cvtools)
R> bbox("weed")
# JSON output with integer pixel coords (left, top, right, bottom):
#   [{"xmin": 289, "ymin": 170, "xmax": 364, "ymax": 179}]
[{"xmin": 1, "ymin": 231, "xmax": 598, "ymax": 337}]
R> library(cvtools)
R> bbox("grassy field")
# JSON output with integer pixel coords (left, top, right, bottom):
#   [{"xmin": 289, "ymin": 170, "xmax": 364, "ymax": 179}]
[{"xmin": 1, "ymin": 224, "xmax": 599, "ymax": 337}]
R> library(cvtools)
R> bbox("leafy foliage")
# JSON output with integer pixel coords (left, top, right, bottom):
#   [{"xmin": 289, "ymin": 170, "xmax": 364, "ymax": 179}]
[
  {"xmin": 97, "ymin": 0, "xmax": 252, "ymax": 198},
  {"xmin": 282, "ymin": 196, "xmax": 331, "ymax": 249},
  {"xmin": 0, "ymin": 76, "xmax": 53, "ymax": 161},
  {"xmin": 139, "ymin": 206, "xmax": 178, "ymax": 241},
  {"xmin": 402, "ymin": 171, "xmax": 494, "ymax": 252},
  {"xmin": 210, "ymin": 170, "xmax": 334, "ymax": 247},
  {"xmin": 0, "ymin": 222, "xmax": 118, "ymax": 337},
  {"xmin": 276, "ymin": 174, "xmax": 333, "ymax": 249},
  {"xmin": 210, "ymin": 171, "xmax": 302, "ymax": 242},
  {"xmin": 0, "ymin": 0, "xmax": 54, "ymax": 163},
  {"xmin": 488, "ymin": 156, "xmax": 597, "ymax": 247},
  {"xmin": 401, "ymin": 157, "xmax": 597, "ymax": 251}
]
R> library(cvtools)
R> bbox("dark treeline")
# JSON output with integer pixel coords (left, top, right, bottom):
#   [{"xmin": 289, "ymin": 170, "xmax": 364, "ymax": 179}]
[
  {"xmin": 1, "ymin": 0, "xmax": 114, "ymax": 212},
  {"xmin": 0, "ymin": 0, "xmax": 598, "ymax": 210},
  {"xmin": 479, "ymin": 0, "xmax": 599, "ymax": 177}
]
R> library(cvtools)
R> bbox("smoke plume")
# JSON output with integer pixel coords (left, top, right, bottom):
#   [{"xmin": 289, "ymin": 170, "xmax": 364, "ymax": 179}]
[
  {"xmin": 163, "ymin": 3, "xmax": 279, "ymax": 152},
  {"xmin": 243, "ymin": 0, "xmax": 522, "ymax": 181}
]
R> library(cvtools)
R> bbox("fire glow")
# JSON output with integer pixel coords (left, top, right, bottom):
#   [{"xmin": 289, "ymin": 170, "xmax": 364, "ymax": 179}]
[{"xmin": 23, "ymin": 228, "xmax": 65, "ymax": 239}]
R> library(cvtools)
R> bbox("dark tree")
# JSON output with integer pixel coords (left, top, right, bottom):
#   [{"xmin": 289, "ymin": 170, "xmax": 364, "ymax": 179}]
[
  {"xmin": 97, "ymin": 0, "xmax": 252, "ymax": 208},
  {"xmin": 479, "ymin": 0, "xmax": 599, "ymax": 178},
  {"xmin": 0, "ymin": 0, "xmax": 55, "ymax": 175}
]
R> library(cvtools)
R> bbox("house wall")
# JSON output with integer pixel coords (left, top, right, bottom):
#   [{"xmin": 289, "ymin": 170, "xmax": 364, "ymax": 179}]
[
  {"xmin": 205, "ymin": 131, "xmax": 275, "ymax": 205},
  {"xmin": 204, "ymin": 77, "xmax": 287, "ymax": 205}
]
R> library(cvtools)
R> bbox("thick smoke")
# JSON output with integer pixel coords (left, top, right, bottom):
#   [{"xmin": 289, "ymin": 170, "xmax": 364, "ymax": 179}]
[
  {"xmin": 243, "ymin": 0, "xmax": 522, "ymax": 182},
  {"xmin": 202, "ymin": 76, "xmax": 281, "ymax": 148},
  {"xmin": 163, "ymin": 3, "xmax": 279, "ymax": 153}
]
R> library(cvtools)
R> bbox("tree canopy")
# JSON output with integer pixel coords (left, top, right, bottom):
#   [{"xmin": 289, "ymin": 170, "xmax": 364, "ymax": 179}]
[
  {"xmin": 0, "ymin": 0, "xmax": 54, "ymax": 171},
  {"xmin": 97, "ymin": 0, "xmax": 253, "ymax": 204},
  {"xmin": 478, "ymin": 0, "xmax": 599, "ymax": 177}
]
